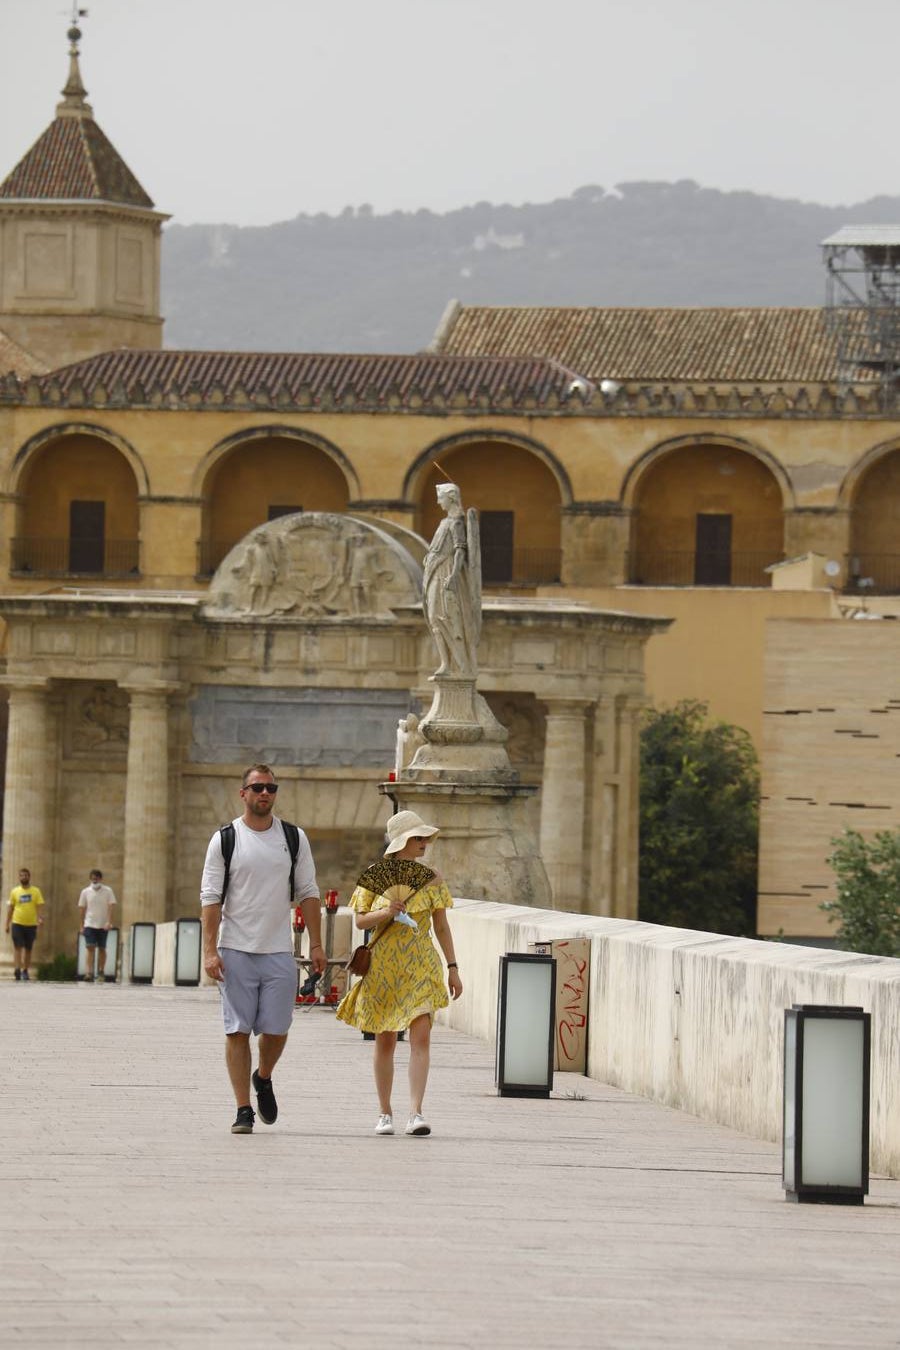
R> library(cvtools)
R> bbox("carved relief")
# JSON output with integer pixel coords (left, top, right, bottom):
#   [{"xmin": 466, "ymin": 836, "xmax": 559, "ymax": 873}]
[
  {"xmin": 202, "ymin": 513, "xmax": 422, "ymax": 620},
  {"xmin": 69, "ymin": 682, "xmax": 129, "ymax": 755}
]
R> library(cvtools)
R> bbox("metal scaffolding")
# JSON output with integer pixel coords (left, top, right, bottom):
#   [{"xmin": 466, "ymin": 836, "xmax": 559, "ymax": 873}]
[{"xmin": 823, "ymin": 225, "xmax": 900, "ymax": 408}]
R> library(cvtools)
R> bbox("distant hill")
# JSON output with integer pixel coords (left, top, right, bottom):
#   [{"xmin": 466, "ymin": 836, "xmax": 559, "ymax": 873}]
[{"xmin": 161, "ymin": 180, "xmax": 900, "ymax": 353}]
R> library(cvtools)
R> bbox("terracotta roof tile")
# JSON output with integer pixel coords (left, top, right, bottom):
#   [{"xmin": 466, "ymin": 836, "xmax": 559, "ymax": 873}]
[
  {"xmin": 34, "ymin": 348, "xmax": 575, "ymax": 406},
  {"xmin": 432, "ymin": 305, "xmax": 874, "ymax": 384},
  {"xmin": 0, "ymin": 114, "xmax": 153, "ymax": 208}
]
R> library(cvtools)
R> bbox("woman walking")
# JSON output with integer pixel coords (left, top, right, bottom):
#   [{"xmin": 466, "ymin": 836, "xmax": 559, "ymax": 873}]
[{"xmin": 336, "ymin": 810, "xmax": 463, "ymax": 1136}]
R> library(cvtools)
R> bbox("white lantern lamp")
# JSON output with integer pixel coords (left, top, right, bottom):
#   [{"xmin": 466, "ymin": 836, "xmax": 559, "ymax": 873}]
[
  {"xmin": 174, "ymin": 918, "xmax": 202, "ymax": 986},
  {"xmin": 495, "ymin": 953, "xmax": 557, "ymax": 1098},
  {"xmin": 129, "ymin": 922, "xmax": 156, "ymax": 984},
  {"xmin": 783, "ymin": 1004, "xmax": 870, "ymax": 1205}
]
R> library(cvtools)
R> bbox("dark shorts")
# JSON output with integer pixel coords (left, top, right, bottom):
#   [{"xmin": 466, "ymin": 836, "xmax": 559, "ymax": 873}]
[
  {"xmin": 219, "ymin": 950, "xmax": 297, "ymax": 1036},
  {"xmin": 11, "ymin": 923, "xmax": 37, "ymax": 949},
  {"xmin": 83, "ymin": 927, "xmax": 108, "ymax": 949}
]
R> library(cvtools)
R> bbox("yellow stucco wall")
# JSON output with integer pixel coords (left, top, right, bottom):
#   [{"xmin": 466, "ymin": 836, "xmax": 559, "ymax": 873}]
[
  {"xmin": 759, "ymin": 616, "xmax": 900, "ymax": 937},
  {"xmin": 557, "ymin": 585, "xmax": 839, "ymax": 749}
]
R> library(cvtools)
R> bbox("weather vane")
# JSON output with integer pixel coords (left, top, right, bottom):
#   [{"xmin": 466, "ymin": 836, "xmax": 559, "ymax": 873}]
[{"xmin": 62, "ymin": 3, "xmax": 88, "ymax": 32}]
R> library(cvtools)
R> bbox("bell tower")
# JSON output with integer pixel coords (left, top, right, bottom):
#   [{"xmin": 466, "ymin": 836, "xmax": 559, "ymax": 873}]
[{"xmin": 0, "ymin": 18, "xmax": 168, "ymax": 370}]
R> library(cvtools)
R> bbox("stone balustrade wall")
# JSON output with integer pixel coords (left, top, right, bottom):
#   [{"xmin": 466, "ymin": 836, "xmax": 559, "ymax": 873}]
[{"xmin": 438, "ymin": 898, "xmax": 900, "ymax": 1177}]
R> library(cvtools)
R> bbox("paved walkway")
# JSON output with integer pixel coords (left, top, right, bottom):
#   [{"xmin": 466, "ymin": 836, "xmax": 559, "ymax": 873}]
[{"xmin": 2, "ymin": 981, "xmax": 899, "ymax": 1349}]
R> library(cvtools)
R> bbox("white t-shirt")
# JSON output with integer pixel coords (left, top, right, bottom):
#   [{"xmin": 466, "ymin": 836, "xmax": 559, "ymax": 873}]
[
  {"xmin": 200, "ymin": 816, "xmax": 319, "ymax": 954},
  {"xmin": 78, "ymin": 883, "xmax": 117, "ymax": 928}
]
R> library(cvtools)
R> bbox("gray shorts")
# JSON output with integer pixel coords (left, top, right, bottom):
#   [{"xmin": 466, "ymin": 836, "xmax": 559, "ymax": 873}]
[{"xmin": 219, "ymin": 949, "xmax": 297, "ymax": 1036}]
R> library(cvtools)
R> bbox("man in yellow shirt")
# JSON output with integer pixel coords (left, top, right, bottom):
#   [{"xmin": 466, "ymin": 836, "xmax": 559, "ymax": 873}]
[{"xmin": 6, "ymin": 867, "xmax": 45, "ymax": 981}]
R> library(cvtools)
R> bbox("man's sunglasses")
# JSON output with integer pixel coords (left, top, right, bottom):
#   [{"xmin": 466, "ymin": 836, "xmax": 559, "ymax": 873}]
[{"xmin": 245, "ymin": 782, "xmax": 278, "ymax": 794}]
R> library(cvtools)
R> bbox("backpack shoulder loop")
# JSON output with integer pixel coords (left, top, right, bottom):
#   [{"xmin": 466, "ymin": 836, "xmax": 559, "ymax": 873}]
[
  {"xmin": 218, "ymin": 823, "xmax": 236, "ymax": 902},
  {"xmin": 282, "ymin": 821, "xmax": 300, "ymax": 901}
]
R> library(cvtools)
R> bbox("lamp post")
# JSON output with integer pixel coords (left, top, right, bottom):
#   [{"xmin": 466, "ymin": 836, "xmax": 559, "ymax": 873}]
[
  {"xmin": 129, "ymin": 922, "xmax": 156, "ymax": 984},
  {"xmin": 783, "ymin": 1004, "xmax": 870, "ymax": 1205},
  {"xmin": 495, "ymin": 952, "xmax": 556, "ymax": 1098},
  {"xmin": 103, "ymin": 926, "xmax": 119, "ymax": 982},
  {"xmin": 174, "ymin": 917, "xmax": 202, "ymax": 986}
]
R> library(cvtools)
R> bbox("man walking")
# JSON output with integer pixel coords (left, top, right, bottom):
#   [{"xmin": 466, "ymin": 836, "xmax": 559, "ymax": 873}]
[
  {"xmin": 201, "ymin": 764, "xmax": 325, "ymax": 1134},
  {"xmin": 78, "ymin": 869, "xmax": 117, "ymax": 982},
  {"xmin": 5, "ymin": 867, "xmax": 45, "ymax": 981}
]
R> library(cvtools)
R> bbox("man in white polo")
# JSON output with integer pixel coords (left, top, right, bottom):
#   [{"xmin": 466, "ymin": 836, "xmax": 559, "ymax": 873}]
[
  {"xmin": 200, "ymin": 764, "xmax": 325, "ymax": 1134},
  {"xmin": 78, "ymin": 869, "xmax": 117, "ymax": 982}
]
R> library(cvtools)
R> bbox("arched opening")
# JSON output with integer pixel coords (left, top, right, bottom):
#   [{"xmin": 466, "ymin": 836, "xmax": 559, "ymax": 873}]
[
  {"xmin": 631, "ymin": 443, "xmax": 784, "ymax": 586},
  {"xmin": 848, "ymin": 448, "xmax": 900, "ymax": 592},
  {"xmin": 15, "ymin": 433, "xmax": 140, "ymax": 577},
  {"xmin": 416, "ymin": 440, "xmax": 563, "ymax": 586},
  {"xmin": 201, "ymin": 435, "xmax": 351, "ymax": 574}
]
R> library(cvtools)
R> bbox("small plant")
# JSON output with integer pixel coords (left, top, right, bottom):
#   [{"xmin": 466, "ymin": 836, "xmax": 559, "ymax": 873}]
[
  {"xmin": 823, "ymin": 828, "xmax": 900, "ymax": 957},
  {"xmin": 35, "ymin": 952, "xmax": 78, "ymax": 982}
]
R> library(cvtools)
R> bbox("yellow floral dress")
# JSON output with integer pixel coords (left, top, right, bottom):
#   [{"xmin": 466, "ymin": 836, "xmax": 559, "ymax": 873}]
[{"xmin": 335, "ymin": 880, "xmax": 453, "ymax": 1033}]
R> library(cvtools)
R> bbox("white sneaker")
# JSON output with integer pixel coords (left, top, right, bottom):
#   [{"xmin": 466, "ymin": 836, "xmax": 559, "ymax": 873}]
[
  {"xmin": 405, "ymin": 1113, "xmax": 431, "ymax": 1136},
  {"xmin": 375, "ymin": 1114, "xmax": 394, "ymax": 1135}
]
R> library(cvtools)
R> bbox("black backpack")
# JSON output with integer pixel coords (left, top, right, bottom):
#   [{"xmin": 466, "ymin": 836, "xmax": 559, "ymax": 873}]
[{"xmin": 218, "ymin": 821, "xmax": 301, "ymax": 903}]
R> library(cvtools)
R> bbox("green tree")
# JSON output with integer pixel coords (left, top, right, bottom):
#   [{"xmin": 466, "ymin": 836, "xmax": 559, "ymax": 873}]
[
  {"xmin": 822, "ymin": 828, "xmax": 900, "ymax": 957},
  {"xmin": 639, "ymin": 700, "xmax": 759, "ymax": 936}
]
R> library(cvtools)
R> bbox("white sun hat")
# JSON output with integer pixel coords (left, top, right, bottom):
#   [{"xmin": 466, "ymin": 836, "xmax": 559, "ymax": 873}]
[{"xmin": 384, "ymin": 810, "xmax": 440, "ymax": 855}]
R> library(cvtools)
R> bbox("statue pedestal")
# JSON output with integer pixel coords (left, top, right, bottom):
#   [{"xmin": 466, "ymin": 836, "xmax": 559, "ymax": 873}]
[
  {"xmin": 394, "ymin": 673, "xmax": 550, "ymax": 905},
  {"xmin": 381, "ymin": 779, "xmax": 551, "ymax": 908},
  {"xmin": 408, "ymin": 675, "xmax": 517, "ymax": 781}
]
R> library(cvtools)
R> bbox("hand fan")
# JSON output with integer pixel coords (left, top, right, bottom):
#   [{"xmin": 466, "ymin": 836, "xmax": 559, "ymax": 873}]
[{"xmin": 356, "ymin": 858, "xmax": 435, "ymax": 901}]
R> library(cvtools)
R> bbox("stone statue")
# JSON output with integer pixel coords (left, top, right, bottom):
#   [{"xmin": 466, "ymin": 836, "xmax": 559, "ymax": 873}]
[
  {"xmin": 395, "ymin": 711, "xmax": 426, "ymax": 777},
  {"xmin": 422, "ymin": 483, "xmax": 481, "ymax": 678}
]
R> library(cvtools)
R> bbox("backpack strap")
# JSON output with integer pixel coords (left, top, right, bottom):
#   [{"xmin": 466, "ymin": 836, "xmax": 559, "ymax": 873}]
[
  {"xmin": 282, "ymin": 821, "xmax": 301, "ymax": 902},
  {"xmin": 218, "ymin": 820, "xmax": 301, "ymax": 903},
  {"xmin": 218, "ymin": 824, "xmax": 236, "ymax": 902}
]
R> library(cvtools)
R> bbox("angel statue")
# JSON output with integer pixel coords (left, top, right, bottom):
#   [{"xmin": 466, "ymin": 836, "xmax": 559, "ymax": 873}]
[{"xmin": 422, "ymin": 482, "xmax": 481, "ymax": 679}]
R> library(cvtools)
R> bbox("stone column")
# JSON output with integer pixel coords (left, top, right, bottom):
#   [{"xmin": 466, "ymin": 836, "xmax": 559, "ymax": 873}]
[
  {"xmin": 586, "ymin": 693, "xmax": 644, "ymax": 920},
  {"xmin": 587, "ymin": 694, "xmax": 616, "ymax": 917},
  {"xmin": 561, "ymin": 504, "xmax": 632, "ymax": 586},
  {"xmin": 1, "ymin": 678, "xmax": 53, "ymax": 921},
  {"xmin": 122, "ymin": 683, "xmax": 176, "ymax": 926},
  {"xmin": 615, "ymin": 697, "xmax": 644, "ymax": 919},
  {"xmin": 539, "ymin": 699, "xmax": 591, "ymax": 910}
]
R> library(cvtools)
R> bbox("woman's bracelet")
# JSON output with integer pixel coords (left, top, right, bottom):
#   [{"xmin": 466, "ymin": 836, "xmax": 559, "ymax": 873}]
[{"xmin": 447, "ymin": 962, "xmax": 458, "ymax": 969}]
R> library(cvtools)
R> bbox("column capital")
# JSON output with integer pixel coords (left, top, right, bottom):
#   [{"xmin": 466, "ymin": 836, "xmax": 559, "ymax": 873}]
[
  {"xmin": 0, "ymin": 675, "xmax": 51, "ymax": 695},
  {"xmin": 119, "ymin": 680, "xmax": 186, "ymax": 700},
  {"xmin": 540, "ymin": 696, "xmax": 593, "ymax": 718}
]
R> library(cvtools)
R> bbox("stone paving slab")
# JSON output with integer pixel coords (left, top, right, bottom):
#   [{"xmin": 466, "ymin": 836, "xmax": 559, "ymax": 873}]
[{"xmin": 2, "ymin": 981, "xmax": 899, "ymax": 1349}]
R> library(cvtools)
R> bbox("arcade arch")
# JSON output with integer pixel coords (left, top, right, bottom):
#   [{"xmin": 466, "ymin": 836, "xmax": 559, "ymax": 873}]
[
  {"xmin": 628, "ymin": 440, "xmax": 785, "ymax": 586},
  {"xmin": 844, "ymin": 442, "xmax": 900, "ymax": 591},
  {"xmin": 200, "ymin": 431, "xmax": 352, "ymax": 574},
  {"xmin": 412, "ymin": 436, "xmax": 565, "ymax": 585},
  {"xmin": 13, "ymin": 429, "xmax": 141, "ymax": 577}
]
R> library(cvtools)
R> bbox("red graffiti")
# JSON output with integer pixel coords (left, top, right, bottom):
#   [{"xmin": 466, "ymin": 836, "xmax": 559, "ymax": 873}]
[{"xmin": 556, "ymin": 950, "xmax": 588, "ymax": 1065}]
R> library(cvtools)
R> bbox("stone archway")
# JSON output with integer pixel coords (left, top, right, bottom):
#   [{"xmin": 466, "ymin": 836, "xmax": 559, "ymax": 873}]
[
  {"xmin": 845, "ymin": 445, "xmax": 900, "ymax": 591},
  {"xmin": 14, "ymin": 430, "xmax": 141, "ymax": 578},
  {"xmin": 629, "ymin": 440, "xmax": 785, "ymax": 586},
  {"xmin": 199, "ymin": 430, "xmax": 353, "ymax": 575}
]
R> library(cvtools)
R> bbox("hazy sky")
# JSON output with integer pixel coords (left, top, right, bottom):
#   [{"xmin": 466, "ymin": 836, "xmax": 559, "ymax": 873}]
[{"xmin": 3, "ymin": 0, "xmax": 899, "ymax": 228}]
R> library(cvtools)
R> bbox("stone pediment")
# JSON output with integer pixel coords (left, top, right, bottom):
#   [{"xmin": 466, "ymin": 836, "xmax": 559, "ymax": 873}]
[{"xmin": 201, "ymin": 512, "xmax": 423, "ymax": 621}]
